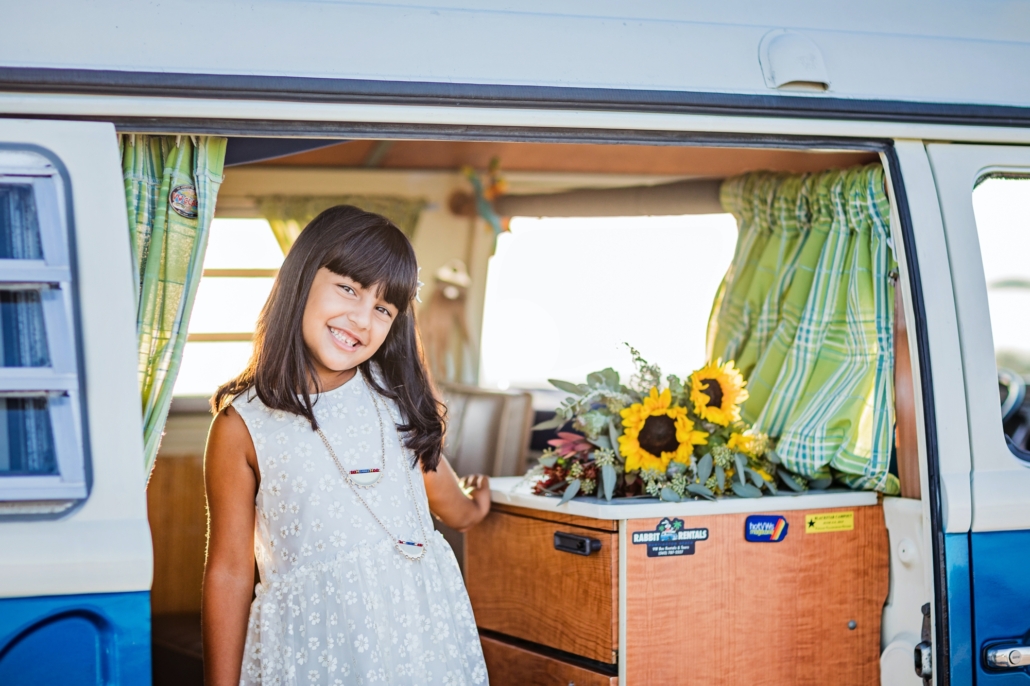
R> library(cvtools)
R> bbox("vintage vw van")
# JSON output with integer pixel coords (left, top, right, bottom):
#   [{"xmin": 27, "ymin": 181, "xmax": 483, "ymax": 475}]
[{"xmin": 0, "ymin": 3, "xmax": 1029, "ymax": 685}]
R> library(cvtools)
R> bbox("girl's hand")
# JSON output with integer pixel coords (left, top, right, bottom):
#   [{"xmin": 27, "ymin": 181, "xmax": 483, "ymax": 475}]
[
  {"xmin": 459, "ymin": 474, "xmax": 492, "ymax": 521},
  {"xmin": 424, "ymin": 458, "xmax": 492, "ymax": 532}
]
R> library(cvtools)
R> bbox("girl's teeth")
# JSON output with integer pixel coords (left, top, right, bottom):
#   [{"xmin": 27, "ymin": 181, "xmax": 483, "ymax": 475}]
[{"xmin": 331, "ymin": 328, "xmax": 358, "ymax": 346}]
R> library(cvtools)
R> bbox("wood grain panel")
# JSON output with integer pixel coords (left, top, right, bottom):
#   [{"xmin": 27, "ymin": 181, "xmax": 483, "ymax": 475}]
[
  {"xmin": 467, "ymin": 511, "xmax": 618, "ymax": 663},
  {"xmin": 257, "ymin": 140, "xmax": 878, "ymax": 178},
  {"xmin": 492, "ymin": 502, "xmax": 618, "ymax": 532},
  {"xmin": 481, "ymin": 635, "xmax": 617, "ymax": 686},
  {"xmin": 624, "ymin": 505, "xmax": 888, "ymax": 685},
  {"xmin": 147, "ymin": 455, "xmax": 208, "ymax": 615}
]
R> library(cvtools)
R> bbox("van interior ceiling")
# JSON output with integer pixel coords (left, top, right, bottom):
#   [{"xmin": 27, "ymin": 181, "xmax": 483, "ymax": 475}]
[{"xmin": 145, "ymin": 137, "xmax": 916, "ymax": 685}]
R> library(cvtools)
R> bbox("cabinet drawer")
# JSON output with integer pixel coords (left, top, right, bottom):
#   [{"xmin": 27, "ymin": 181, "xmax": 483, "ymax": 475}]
[
  {"xmin": 481, "ymin": 635, "xmax": 617, "ymax": 686},
  {"xmin": 466, "ymin": 510, "xmax": 617, "ymax": 663}
]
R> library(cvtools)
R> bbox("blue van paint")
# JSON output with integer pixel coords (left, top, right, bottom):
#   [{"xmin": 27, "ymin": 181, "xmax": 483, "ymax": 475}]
[
  {"xmin": 971, "ymin": 530, "xmax": 1030, "ymax": 683},
  {"xmin": 946, "ymin": 533, "xmax": 976, "ymax": 685},
  {"xmin": 0, "ymin": 591, "xmax": 150, "ymax": 686}
]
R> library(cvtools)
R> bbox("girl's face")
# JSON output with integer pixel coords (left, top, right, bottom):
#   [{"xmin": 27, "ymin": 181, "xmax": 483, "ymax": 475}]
[{"xmin": 302, "ymin": 267, "xmax": 399, "ymax": 383}]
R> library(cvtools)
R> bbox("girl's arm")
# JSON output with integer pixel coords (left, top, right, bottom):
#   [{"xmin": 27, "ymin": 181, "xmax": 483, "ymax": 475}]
[
  {"xmin": 423, "ymin": 456, "xmax": 491, "ymax": 532},
  {"xmin": 202, "ymin": 407, "xmax": 259, "ymax": 686}
]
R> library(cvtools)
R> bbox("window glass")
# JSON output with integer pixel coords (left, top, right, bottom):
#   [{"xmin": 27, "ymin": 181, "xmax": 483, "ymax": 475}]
[
  {"xmin": 0, "ymin": 397, "xmax": 58, "ymax": 475},
  {"xmin": 174, "ymin": 218, "xmax": 282, "ymax": 397},
  {"xmin": 0, "ymin": 185, "xmax": 43, "ymax": 260},
  {"xmin": 972, "ymin": 177, "xmax": 1030, "ymax": 455},
  {"xmin": 480, "ymin": 214, "xmax": 738, "ymax": 390},
  {"xmin": 0, "ymin": 290, "xmax": 50, "ymax": 367},
  {"xmin": 188, "ymin": 278, "xmax": 275, "ymax": 334},
  {"xmin": 972, "ymin": 178, "xmax": 1030, "ymax": 376},
  {"xmin": 0, "ymin": 166, "xmax": 85, "ymax": 500},
  {"xmin": 174, "ymin": 341, "xmax": 253, "ymax": 397},
  {"xmin": 202, "ymin": 218, "xmax": 284, "ymax": 270}
]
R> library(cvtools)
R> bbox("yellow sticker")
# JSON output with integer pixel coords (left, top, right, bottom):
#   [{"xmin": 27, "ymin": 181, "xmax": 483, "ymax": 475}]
[{"xmin": 805, "ymin": 511, "xmax": 854, "ymax": 533}]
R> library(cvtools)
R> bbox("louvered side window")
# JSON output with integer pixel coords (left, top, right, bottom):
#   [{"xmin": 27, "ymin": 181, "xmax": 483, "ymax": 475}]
[{"xmin": 0, "ymin": 153, "xmax": 86, "ymax": 502}]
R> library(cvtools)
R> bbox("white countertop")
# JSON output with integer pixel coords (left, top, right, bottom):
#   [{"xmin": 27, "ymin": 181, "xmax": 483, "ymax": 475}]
[{"xmin": 489, "ymin": 475, "xmax": 879, "ymax": 520}]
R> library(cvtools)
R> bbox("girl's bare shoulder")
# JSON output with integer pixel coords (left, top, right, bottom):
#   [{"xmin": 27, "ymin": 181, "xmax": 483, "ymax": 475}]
[{"xmin": 207, "ymin": 405, "xmax": 257, "ymax": 464}]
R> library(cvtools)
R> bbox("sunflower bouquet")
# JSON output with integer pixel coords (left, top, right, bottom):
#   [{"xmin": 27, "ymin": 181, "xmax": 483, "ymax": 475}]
[{"xmin": 531, "ymin": 346, "xmax": 806, "ymax": 503}]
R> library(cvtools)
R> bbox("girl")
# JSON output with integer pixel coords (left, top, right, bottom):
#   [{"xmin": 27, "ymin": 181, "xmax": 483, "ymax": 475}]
[{"xmin": 203, "ymin": 206, "xmax": 492, "ymax": 686}]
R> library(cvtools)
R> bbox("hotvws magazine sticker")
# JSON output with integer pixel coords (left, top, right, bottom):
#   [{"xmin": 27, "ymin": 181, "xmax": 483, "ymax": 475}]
[
  {"xmin": 169, "ymin": 184, "xmax": 199, "ymax": 219},
  {"xmin": 744, "ymin": 514, "xmax": 788, "ymax": 542},
  {"xmin": 632, "ymin": 518, "xmax": 708, "ymax": 557}
]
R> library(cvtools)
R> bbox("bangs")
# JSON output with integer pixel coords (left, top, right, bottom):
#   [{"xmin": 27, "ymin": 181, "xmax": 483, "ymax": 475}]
[{"xmin": 321, "ymin": 219, "xmax": 418, "ymax": 312}]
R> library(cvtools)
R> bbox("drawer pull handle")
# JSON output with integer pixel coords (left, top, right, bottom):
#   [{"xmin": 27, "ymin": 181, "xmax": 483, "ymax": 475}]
[{"xmin": 554, "ymin": 532, "xmax": 601, "ymax": 556}]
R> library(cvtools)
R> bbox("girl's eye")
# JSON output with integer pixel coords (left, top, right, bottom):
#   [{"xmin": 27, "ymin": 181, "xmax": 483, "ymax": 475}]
[
  {"xmin": 339, "ymin": 284, "xmax": 355, "ymax": 295},
  {"xmin": 376, "ymin": 306, "xmax": 393, "ymax": 317}
]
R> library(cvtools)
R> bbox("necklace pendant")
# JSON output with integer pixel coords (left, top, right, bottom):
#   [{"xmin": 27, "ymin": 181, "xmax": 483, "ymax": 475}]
[
  {"xmin": 349, "ymin": 468, "xmax": 382, "ymax": 487},
  {"xmin": 396, "ymin": 540, "xmax": 426, "ymax": 560}
]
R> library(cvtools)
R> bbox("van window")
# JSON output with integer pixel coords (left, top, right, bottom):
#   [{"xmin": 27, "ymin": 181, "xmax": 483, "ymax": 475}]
[
  {"xmin": 971, "ymin": 177, "xmax": 1030, "ymax": 454},
  {"xmin": 480, "ymin": 214, "xmax": 737, "ymax": 390},
  {"xmin": 173, "ymin": 218, "xmax": 283, "ymax": 397},
  {"xmin": 0, "ymin": 155, "xmax": 86, "ymax": 499}
]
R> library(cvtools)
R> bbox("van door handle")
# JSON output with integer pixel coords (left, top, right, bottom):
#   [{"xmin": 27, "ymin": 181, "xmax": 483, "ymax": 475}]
[
  {"xmin": 986, "ymin": 645, "xmax": 1030, "ymax": 668},
  {"xmin": 553, "ymin": 532, "xmax": 601, "ymax": 556}
]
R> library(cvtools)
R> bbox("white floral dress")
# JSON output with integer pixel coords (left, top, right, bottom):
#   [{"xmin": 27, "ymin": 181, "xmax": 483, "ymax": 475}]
[{"xmin": 233, "ymin": 373, "xmax": 488, "ymax": 685}]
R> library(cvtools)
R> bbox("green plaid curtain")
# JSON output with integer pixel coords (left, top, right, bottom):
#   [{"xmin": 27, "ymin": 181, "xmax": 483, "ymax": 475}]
[
  {"xmin": 708, "ymin": 163, "xmax": 899, "ymax": 494},
  {"xmin": 121, "ymin": 135, "xmax": 227, "ymax": 477}
]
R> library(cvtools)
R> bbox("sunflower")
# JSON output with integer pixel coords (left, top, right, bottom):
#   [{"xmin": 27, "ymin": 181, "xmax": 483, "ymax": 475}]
[
  {"xmin": 619, "ymin": 387, "xmax": 708, "ymax": 473},
  {"xmin": 727, "ymin": 432, "xmax": 757, "ymax": 457},
  {"xmin": 689, "ymin": 359, "xmax": 749, "ymax": 426}
]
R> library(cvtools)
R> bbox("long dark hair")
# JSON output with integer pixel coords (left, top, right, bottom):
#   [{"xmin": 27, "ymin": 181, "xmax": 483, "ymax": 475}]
[{"xmin": 213, "ymin": 205, "xmax": 445, "ymax": 472}]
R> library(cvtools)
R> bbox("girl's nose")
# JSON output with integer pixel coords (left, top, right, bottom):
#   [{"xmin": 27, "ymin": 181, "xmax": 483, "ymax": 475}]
[{"xmin": 346, "ymin": 305, "xmax": 372, "ymax": 329}]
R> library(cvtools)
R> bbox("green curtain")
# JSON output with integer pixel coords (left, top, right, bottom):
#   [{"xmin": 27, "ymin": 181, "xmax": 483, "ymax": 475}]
[
  {"xmin": 707, "ymin": 163, "xmax": 898, "ymax": 494},
  {"xmin": 258, "ymin": 195, "xmax": 426, "ymax": 254},
  {"xmin": 122, "ymin": 135, "xmax": 227, "ymax": 477}
]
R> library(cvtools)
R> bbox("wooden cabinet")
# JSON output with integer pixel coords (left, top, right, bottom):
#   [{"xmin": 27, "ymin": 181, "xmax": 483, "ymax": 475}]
[
  {"xmin": 465, "ymin": 505, "xmax": 618, "ymax": 663},
  {"xmin": 466, "ymin": 496, "xmax": 888, "ymax": 685},
  {"xmin": 480, "ymin": 634, "xmax": 617, "ymax": 686}
]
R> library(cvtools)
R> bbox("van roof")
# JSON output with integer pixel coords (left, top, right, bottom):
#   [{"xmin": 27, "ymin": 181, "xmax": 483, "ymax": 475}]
[{"xmin": 2, "ymin": 2, "xmax": 1029, "ymax": 123}]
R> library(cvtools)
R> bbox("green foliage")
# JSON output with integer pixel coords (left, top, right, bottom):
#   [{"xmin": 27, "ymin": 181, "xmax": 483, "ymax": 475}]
[
  {"xmin": 535, "ymin": 346, "xmax": 814, "ymax": 505},
  {"xmin": 558, "ymin": 479, "xmax": 581, "ymax": 505}
]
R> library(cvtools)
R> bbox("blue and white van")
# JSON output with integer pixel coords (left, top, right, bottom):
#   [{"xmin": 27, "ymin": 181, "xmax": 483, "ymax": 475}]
[{"xmin": 1, "ymin": 3, "xmax": 1029, "ymax": 684}]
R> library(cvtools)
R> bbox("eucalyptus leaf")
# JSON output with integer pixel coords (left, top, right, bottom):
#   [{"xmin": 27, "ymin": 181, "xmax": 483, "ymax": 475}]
[
  {"xmin": 549, "ymin": 379, "xmax": 588, "ymax": 395},
  {"xmin": 734, "ymin": 454, "xmax": 748, "ymax": 485},
  {"xmin": 731, "ymin": 482, "xmax": 763, "ymax": 498},
  {"xmin": 766, "ymin": 449, "xmax": 781, "ymax": 465},
  {"xmin": 532, "ymin": 415, "xmax": 566, "ymax": 431},
  {"xmin": 716, "ymin": 464, "xmax": 725, "ymax": 490},
  {"xmin": 778, "ymin": 467, "xmax": 805, "ymax": 492},
  {"xmin": 660, "ymin": 486, "xmax": 682, "ymax": 502},
  {"xmin": 747, "ymin": 469, "xmax": 765, "ymax": 489},
  {"xmin": 601, "ymin": 367, "xmax": 620, "ymax": 388},
  {"xmin": 697, "ymin": 453, "xmax": 713, "ymax": 483},
  {"xmin": 808, "ymin": 476, "xmax": 833, "ymax": 490},
  {"xmin": 766, "ymin": 478, "xmax": 778, "ymax": 495},
  {"xmin": 686, "ymin": 483, "xmax": 716, "ymax": 501},
  {"xmin": 586, "ymin": 371, "xmax": 605, "ymax": 387},
  {"xmin": 608, "ymin": 419, "xmax": 623, "ymax": 460},
  {"xmin": 592, "ymin": 434, "xmax": 612, "ymax": 450},
  {"xmin": 538, "ymin": 454, "xmax": 557, "ymax": 468},
  {"xmin": 558, "ymin": 479, "xmax": 581, "ymax": 505},
  {"xmin": 601, "ymin": 463, "xmax": 616, "ymax": 501}
]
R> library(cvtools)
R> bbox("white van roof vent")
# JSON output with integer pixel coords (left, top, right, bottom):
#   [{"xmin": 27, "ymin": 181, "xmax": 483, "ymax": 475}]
[{"xmin": 759, "ymin": 29, "xmax": 831, "ymax": 92}]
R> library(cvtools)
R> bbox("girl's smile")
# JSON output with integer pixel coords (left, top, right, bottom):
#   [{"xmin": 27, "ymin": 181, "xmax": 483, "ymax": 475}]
[{"xmin": 328, "ymin": 325, "xmax": 363, "ymax": 351}]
